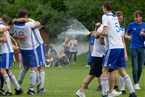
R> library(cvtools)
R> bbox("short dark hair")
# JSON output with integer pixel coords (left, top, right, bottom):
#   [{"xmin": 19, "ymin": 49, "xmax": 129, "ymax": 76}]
[
  {"xmin": 134, "ymin": 10, "xmax": 143, "ymax": 17},
  {"xmin": 103, "ymin": 1, "xmax": 113, "ymax": 11},
  {"xmin": 115, "ymin": 11, "xmax": 123, "ymax": 16},
  {"xmin": 2, "ymin": 15, "xmax": 10, "ymax": 24},
  {"xmin": 17, "ymin": 9, "xmax": 28, "ymax": 18}
]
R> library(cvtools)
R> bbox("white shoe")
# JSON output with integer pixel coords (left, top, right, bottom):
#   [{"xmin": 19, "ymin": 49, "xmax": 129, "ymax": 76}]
[
  {"xmin": 134, "ymin": 84, "xmax": 141, "ymax": 90},
  {"xmin": 108, "ymin": 90, "xmax": 122, "ymax": 97},
  {"xmin": 75, "ymin": 90, "xmax": 85, "ymax": 97}
]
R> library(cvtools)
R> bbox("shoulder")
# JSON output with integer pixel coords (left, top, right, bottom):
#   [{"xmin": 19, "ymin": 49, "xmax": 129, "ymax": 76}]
[{"xmin": 128, "ymin": 22, "xmax": 136, "ymax": 26}]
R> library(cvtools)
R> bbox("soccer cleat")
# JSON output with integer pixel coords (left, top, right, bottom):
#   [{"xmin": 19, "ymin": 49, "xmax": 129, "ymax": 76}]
[
  {"xmin": 102, "ymin": 95, "xmax": 108, "ymax": 97},
  {"xmin": 108, "ymin": 90, "xmax": 122, "ymax": 97},
  {"xmin": 134, "ymin": 84, "xmax": 141, "ymax": 90},
  {"xmin": 5, "ymin": 92, "xmax": 12, "ymax": 96},
  {"xmin": 96, "ymin": 85, "xmax": 102, "ymax": 91},
  {"xmin": 121, "ymin": 90, "xmax": 127, "ymax": 94},
  {"xmin": 75, "ymin": 90, "xmax": 85, "ymax": 97},
  {"xmin": 15, "ymin": 88, "xmax": 23, "ymax": 95},
  {"xmin": 27, "ymin": 89, "xmax": 35, "ymax": 95},
  {"xmin": 0, "ymin": 89, "xmax": 5, "ymax": 93},
  {"xmin": 114, "ymin": 86, "xmax": 119, "ymax": 91},
  {"xmin": 36, "ymin": 87, "xmax": 46, "ymax": 94},
  {"xmin": 0, "ymin": 91, "xmax": 5, "ymax": 96},
  {"xmin": 129, "ymin": 92, "xmax": 137, "ymax": 97}
]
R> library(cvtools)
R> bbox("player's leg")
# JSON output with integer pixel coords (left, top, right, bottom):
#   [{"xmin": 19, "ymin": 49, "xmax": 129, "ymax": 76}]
[
  {"xmin": 0, "ymin": 53, "xmax": 12, "ymax": 96},
  {"xmin": 117, "ymin": 49, "xmax": 137, "ymax": 97},
  {"xmin": 36, "ymin": 44, "xmax": 46, "ymax": 94},
  {"xmin": 18, "ymin": 67, "xmax": 29, "ymax": 85}
]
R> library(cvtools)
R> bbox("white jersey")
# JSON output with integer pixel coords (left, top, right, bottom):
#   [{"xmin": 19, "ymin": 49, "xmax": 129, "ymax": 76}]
[
  {"xmin": 92, "ymin": 25, "xmax": 106, "ymax": 57},
  {"xmin": 102, "ymin": 13, "xmax": 124, "ymax": 49},
  {"xmin": 70, "ymin": 39, "xmax": 78, "ymax": 52},
  {"xmin": 13, "ymin": 22, "xmax": 36, "ymax": 50},
  {"xmin": 0, "ymin": 23, "xmax": 14, "ymax": 54},
  {"xmin": 119, "ymin": 25, "xmax": 125, "ymax": 37},
  {"xmin": 29, "ymin": 18, "xmax": 44, "ymax": 48}
]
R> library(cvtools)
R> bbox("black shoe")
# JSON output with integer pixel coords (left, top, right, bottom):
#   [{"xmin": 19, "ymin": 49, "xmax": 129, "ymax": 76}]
[
  {"xmin": 0, "ymin": 92, "xmax": 5, "ymax": 96},
  {"xmin": 114, "ymin": 85, "xmax": 119, "ymax": 91},
  {"xmin": 5, "ymin": 92, "xmax": 12, "ymax": 96},
  {"xmin": 27, "ymin": 89, "xmax": 35, "ymax": 95},
  {"xmin": 0, "ymin": 89, "xmax": 5, "ymax": 93},
  {"xmin": 102, "ymin": 95, "xmax": 108, "ymax": 97},
  {"xmin": 121, "ymin": 90, "xmax": 127, "ymax": 94},
  {"xmin": 96, "ymin": 85, "xmax": 102, "ymax": 91},
  {"xmin": 129, "ymin": 92, "xmax": 137, "ymax": 97},
  {"xmin": 15, "ymin": 88, "xmax": 23, "ymax": 95},
  {"xmin": 36, "ymin": 87, "xmax": 46, "ymax": 94}
]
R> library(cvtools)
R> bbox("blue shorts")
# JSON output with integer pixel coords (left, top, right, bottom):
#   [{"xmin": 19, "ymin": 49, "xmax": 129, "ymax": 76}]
[
  {"xmin": 0, "ymin": 52, "xmax": 14, "ymax": 69},
  {"xmin": 20, "ymin": 49, "xmax": 39, "ymax": 68},
  {"xmin": 36, "ymin": 44, "xmax": 46, "ymax": 66},
  {"xmin": 102, "ymin": 48, "xmax": 126, "ymax": 69}
]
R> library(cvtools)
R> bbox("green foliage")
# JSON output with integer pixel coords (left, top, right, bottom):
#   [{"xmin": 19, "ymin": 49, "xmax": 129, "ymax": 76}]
[{"xmin": 1, "ymin": 0, "xmax": 145, "ymax": 52}]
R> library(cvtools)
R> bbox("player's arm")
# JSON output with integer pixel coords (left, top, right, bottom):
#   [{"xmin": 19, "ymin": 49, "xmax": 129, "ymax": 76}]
[
  {"xmin": 33, "ymin": 21, "xmax": 41, "ymax": 28},
  {"xmin": 12, "ymin": 18, "xmax": 29, "ymax": 23},
  {"xmin": 13, "ymin": 33, "xmax": 27, "ymax": 40},
  {"xmin": 125, "ymin": 32, "xmax": 132, "ymax": 40},
  {"xmin": 99, "ymin": 36, "xmax": 105, "ymax": 45},
  {"xmin": 122, "ymin": 36, "xmax": 128, "ymax": 61},
  {"xmin": 0, "ymin": 26, "xmax": 10, "ymax": 33},
  {"xmin": 94, "ymin": 26, "xmax": 108, "ymax": 39},
  {"xmin": 90, "ymin": 44, "xmax": 94, "ymax": 53},
  {"xmin": 0, "ymin": 33, "xmax": 7, "ymax": 42}
]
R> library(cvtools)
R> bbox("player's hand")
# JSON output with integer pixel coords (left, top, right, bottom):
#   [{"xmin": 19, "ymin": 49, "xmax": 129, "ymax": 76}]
[
  {"xmin": 125, "ymin": 55, "xmax": 128, "ymax": 61},
  {"xmin": 13, "ymin": 45, "xmax": 19, "ymax": 51},
  {"xmin": 18, "ymin": 35, "xmax": 27, "ymax": 40},
  {"xmin": 94, "ymin": 32, "xmax": 100, "ymax": 39},
  {"xmin": 126, "ymin": 35, "xmax": 132, "ymax": 40},
  {"xmin": 140, "ymin": 29, "xmax": 144, "ymax": 35}
]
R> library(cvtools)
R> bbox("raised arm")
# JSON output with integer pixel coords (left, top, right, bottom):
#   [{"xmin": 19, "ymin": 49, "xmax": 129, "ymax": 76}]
[{"xmin": 12, "ymin": 18, "xmax": 29, "ymax": 23}]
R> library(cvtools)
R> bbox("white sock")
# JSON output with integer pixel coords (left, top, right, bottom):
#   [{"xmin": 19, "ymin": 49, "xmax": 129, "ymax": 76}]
[
  {"xmin": 124, "ymin": 75, "xmax": 135, "ymax": 93},
  {"xmin": 18, "ymin": 68, "xmax": 27, "ymax": 85},
  {"xmin": 39, "ymin": 69, "xmax": 45, "ymax": 89},
  {"xmin": 120, "ymin": 76, "xmax": 125, "ymax": 91},
  {"xmin": 36, "ymin": 71, "xmax": 40, "ymax": 85},
  {"xmin": 9, "ymin": 73, "xmax": 20, "ymax": 90},
  {"xmin": 102, "ymin": 78, "xmax": 108, "ymax": 96},
  {"xmin": 29, "ymin": 71, "xmax": 37, "ymax": 90},
  {"xmin": 3, "ymin": 74, "xmax": 11, "ymax": 92}
]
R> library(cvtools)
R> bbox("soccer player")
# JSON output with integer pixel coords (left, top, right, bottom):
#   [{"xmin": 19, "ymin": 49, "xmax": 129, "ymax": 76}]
[
  {"xmin": 75, "ymin": 24, "xmax": 106, "ymax": 97},
  {"xmin": 13, "ymin": 9, "xmax": 41, "ymax": 95},
  {"xmin": 0, "ymin": 14, "xmax": 23, "ymax": 96},
  {"xmin": 114, "ymin": 11, "xmax": 127, "ymax": 94},
  {"xmin": 125, "ymin": 10, "xmax": 145, "ymax": 90},
  {"xmin": 95, "ymin": 1, "xmax": 137, "ymax": 97},
  {"xmin": 13, "ymin": 17, "xmax": 46, "ymax": 94}
]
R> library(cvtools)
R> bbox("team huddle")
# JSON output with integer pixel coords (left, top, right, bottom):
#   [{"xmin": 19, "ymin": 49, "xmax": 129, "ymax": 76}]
[
  {"xmin": 76, "ymin": 1, "xmax": 145, "ymax": 97},
  {"xmin": 0, "ymin": 9, "xmax": 46, "ymax": 96}
]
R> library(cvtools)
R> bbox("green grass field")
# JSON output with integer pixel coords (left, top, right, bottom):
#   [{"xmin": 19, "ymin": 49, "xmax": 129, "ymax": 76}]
[{"xmin": 10, "ymin": 53, "xmax": 145, "ymax": 97}]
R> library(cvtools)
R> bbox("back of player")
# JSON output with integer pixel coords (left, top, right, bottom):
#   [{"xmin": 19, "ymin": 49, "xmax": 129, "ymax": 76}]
[
  {"xmin": 102, "ymin": 13, "xmax": 124, "ymax": 49},
  {"xmin": 13, "ymin": 9, "xmax": 39, "ymax": 95}
]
